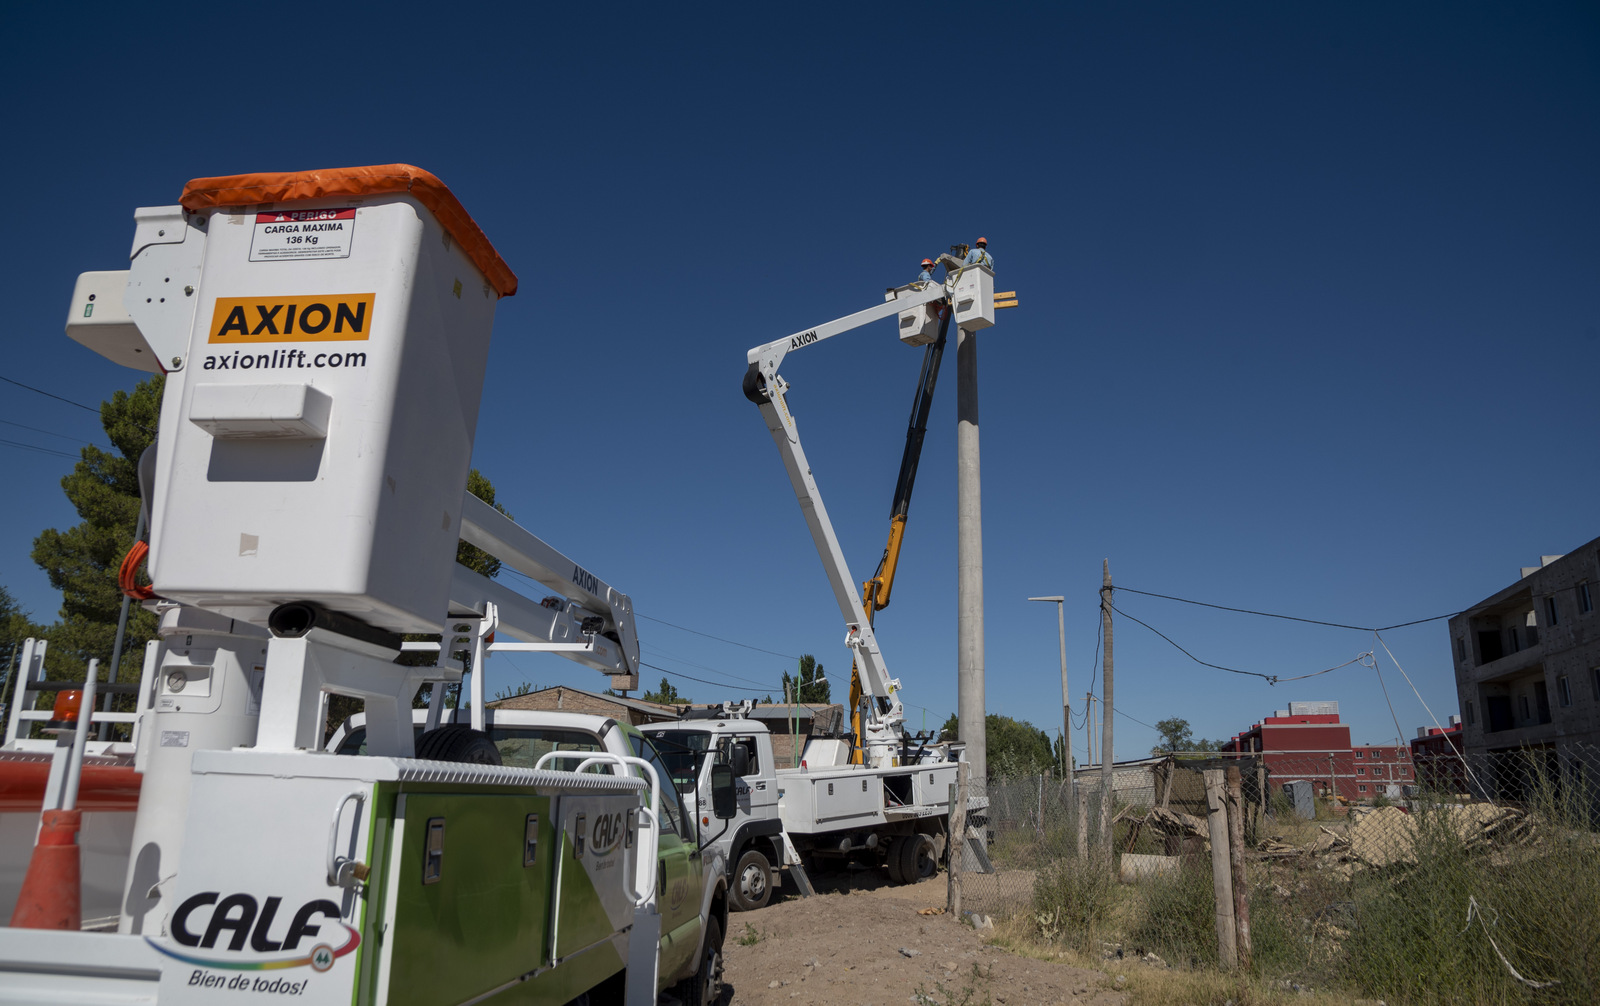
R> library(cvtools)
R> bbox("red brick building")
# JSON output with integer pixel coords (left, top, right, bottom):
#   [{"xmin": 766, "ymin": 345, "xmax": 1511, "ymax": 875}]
[
  {"xmin": 1220, "ymin": 701, "xmax": 1414, "ymax": 802},
  {"xmin": 1410, "ymin": 716, "xmax": 1468, "ymax": 793}
]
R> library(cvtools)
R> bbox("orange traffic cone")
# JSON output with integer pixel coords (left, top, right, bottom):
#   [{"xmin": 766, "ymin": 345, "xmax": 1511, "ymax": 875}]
[{"xmin": 9, "ymin": 809, "xmax": 82, "ymax": 929}]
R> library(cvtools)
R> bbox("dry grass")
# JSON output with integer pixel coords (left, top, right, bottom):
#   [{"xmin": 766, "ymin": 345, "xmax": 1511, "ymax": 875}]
[{"xmin": 985, "ymin": 917, "xmax": 1353, "ymax": 1006}]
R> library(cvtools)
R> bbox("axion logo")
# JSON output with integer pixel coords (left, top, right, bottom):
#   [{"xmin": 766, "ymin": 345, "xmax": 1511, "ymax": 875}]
[
  {"xmin": 789, "ymin": 330, "xmax": 819, "ymax": 350},
  {"xmin": 145, "ymin": 892, "xmax": 360, "ymax": 972},
  {"xmin": 572, "ymin": 565, "xmax": 599, "ymax": 595},
  {"xmin": 209, "ymin": 294, "xmax": 375, "ymax": 345},
  {"xmin": 591, "ymin": 811, "xmax": 626, "ymax": 857}
]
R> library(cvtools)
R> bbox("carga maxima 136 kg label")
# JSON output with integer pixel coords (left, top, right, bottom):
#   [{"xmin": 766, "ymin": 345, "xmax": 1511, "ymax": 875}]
[{"xmin": 249, "ymin": 208, "xmax": 356, "ymax": 262}]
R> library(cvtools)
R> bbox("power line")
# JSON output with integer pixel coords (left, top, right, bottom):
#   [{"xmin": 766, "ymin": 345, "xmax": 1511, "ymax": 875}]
[
  {"xmin": 635, "ymin": 613, "xmax": 801, "ymax": 660},
  {"xmin": 1114, "ymin": 585, "xmax": 1456, "ymax": 633},
  {"xmin": 0, "ymin": 418, "xmax": 104, "ymax": 448},
  {"xmin": 1108, "ymin": 601, "xmax": 1368, "ymax": 686},
  {"xmin": 639, "ymin": 647, "xmax": 777, "ymax": 690},
  {"xmin": 0, "ymin": 438, "xmax": 82, "ymax": 461},
  {"xmin": 639, "ymin": 661, "xmax": 778, "ymax": 695},
  {"xmin": 0, "ymin": 375, "xmax": 103, "ymax": 415}
]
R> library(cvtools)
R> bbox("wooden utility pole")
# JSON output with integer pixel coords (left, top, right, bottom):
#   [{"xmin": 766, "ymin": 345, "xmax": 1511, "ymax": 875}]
[
  {"xmin": 1203, "ymin": 769, "xmax": 1238, "ymax": 969},
  {"xmin": 1226, "ymin": 765, "xmax": 1253, "ymax": 969},
  {"xmin": 1099, "ymin": 561, "xmax": 1115, "ymax": 853},
  {"xmin": 947, "ymin": 760, "xmax": 969, "ymax": 916}
]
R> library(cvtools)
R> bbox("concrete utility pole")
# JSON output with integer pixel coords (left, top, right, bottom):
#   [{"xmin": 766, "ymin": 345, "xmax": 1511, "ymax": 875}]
[
  {"xmin": 1099, "ymin": 560, "xmax": 1115, "ymax": 848},
  {"xmin": 1028, "ymin": 596, "xmax": 1071, "ymax": 795},
  {"xmin": 956, "ymin": 325, "xmax": 986, "ymax": 782}
]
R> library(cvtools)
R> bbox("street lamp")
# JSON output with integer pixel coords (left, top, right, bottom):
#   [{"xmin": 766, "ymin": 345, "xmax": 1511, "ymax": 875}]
[{"xmin": 1028, "ymin": 595, "xmax": 1072, "ymax": 793}]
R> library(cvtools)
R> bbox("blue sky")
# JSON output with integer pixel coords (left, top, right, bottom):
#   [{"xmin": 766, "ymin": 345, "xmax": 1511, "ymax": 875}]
[{"xmin": 1, "ymin": 4, "xmax": 1595, "ymax": 763}]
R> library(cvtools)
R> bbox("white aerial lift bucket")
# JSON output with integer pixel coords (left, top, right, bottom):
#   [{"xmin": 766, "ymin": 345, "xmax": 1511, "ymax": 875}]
[{"xmin": 134, "ymin": 165, "xmax": 518, "ymax": 636}]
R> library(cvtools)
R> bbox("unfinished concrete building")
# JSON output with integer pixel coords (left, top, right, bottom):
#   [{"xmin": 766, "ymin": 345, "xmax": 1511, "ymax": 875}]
[{"xmin": 1449, "ymin": 537, "xmax": 1600, "ymax": 758}]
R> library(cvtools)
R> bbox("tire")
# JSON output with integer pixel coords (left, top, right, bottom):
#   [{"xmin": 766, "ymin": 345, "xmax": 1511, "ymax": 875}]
[
  {"xmin": 415, "ymin": 725, "xmax": 502, "ymax": 765},
  {"xmin": 732, "ymin": 848, "xmax": 773, "ymax": 912},
  {"xmin": 676, "ymin": 916, "xmax": 723, "ymax": 1006},
  {"xmin": 885, "ymin": 836, "xmax": 907, "ymax": 885},
  {"xmin": 905, "ymin": 834, "xmax": 937, "ymax": 880}
]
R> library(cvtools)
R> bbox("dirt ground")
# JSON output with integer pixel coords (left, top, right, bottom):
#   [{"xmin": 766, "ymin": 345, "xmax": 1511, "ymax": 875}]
[{"xmin": 719, "ymin": 870, "xmax": 1127, "ymax": 1006}]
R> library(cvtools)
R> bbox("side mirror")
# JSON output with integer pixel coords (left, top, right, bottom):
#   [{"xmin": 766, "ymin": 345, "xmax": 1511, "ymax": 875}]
[
  {"xmin": 710, "ymin": 764, "xmax": 737, "ymax": 820},
  {"xmin": 730, "ymin": 743, "xmax": 752, "ymax": 779}
]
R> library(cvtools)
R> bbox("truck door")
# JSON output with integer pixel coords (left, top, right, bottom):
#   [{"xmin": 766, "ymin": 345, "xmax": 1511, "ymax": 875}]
[{"xmin": 629, "ymin": 732, "xmax": 702, "ymax": 985}]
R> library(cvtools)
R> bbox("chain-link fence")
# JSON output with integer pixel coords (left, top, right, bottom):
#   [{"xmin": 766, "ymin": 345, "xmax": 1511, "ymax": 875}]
[{"xmin": 948, "ymin": 744, "xmax": 1600, "ymax": 1005}]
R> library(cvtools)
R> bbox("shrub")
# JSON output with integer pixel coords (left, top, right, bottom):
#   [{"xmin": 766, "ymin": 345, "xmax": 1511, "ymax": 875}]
[{"xmin": 1030, "ymin": 853, "xmax": 1116, "ymax": 948}]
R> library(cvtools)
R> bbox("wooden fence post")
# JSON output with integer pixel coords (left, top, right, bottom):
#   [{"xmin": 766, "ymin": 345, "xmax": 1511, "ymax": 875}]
[
  {"xmin": 948, "ymin": 760, "xmax": 969, "ymax": 917},
  {"xmin": 1076, "ymin": 786, "xmax": 1088, "ymax": 858},
  {"xmin": 1202, "ymin": 768, "xmax": 1238, "ymax": 969},
  {"xmin": 1226, "ymin": 765, "xmax": 1253, "ymax": 969}
]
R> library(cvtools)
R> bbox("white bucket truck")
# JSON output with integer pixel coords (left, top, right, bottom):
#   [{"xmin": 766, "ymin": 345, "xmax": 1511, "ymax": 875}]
[{"xmin": 0, "ymin": 164, "xmax": 729, "ymax": 1006}]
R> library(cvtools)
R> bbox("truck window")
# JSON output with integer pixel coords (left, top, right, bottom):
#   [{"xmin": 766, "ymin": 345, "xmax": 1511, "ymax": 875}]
[
  {"xmin": 333, "ymin": 725, "xmax": 603, "ymax": 769},
  {"xmin": 630, "ymin": 733, "xmax": 690, "ymax": 842},
  {"xmin": 494, "ymin": 728, "xmax": 604, "ymax": 769},
  {"xmin": 722, "ymin": 735, "xmax": 761, "ymax": 776},
  {"xmin": 647, "ymin": 730, "xmax": 711, "ymax": 793}
]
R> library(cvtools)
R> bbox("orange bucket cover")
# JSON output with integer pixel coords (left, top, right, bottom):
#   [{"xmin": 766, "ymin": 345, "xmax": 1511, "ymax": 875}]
[{"xmin": 179, "ymin": 164, "xmax": 518, "ymax": 298}]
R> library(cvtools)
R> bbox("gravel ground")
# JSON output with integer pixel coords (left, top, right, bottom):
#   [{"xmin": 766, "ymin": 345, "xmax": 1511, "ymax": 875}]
[{"xmin": 719, "ymin": 870, "xmax": 1126, "ymax": 1006}]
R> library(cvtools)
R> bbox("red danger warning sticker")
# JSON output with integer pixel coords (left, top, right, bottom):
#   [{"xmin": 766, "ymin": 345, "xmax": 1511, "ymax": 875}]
[{"xmin": 249, "ymin": 208, "xmax": 356, "ymax": 262}]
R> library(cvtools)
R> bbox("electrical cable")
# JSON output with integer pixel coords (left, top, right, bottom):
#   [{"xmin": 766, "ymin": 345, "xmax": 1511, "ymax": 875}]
[
  {"xmin": 1109, "ymin": 601, "xmax": 1371, "ymax": 686},
  {"xmin": 0, "ymin": 418, "xmax": 105, "ymax": 447},
  {"xmin": 0, "ymin": 438, "xmax": 82, "ymax": 461},
  {"xmin": 1114, "ymin": 585, "xmax": 1456, "ymax": 633},
  {"xmin": 639, "ymin": 660, "xmax": 780, "ymax": 694},
  {"xmin": 0, "ymin": 375, "xmax": 157, "ymax": 436},
  {"xmin": 1372, "ymin": 630, "xmax": 1492, "ymax": 801},
  {"xmin": 635, "ymin": 613, "xmax": 802, "ymax": 660},
  {"xmin": 0, "ymin": 375, "xmax": 104, "ymax": 415},
  {"xmin": 639, "ymin": 647, "xmax": 777, "ymax": 690}
]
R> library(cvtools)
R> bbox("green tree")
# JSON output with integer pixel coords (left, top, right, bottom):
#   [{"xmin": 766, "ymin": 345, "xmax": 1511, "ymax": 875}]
[
  {"xmin": 642, "ymin": 677, "xmax": 683, "ymax": 704},
  {"xmin": 939, "ymin": 713, "xmax": 959, "ymax": 742},
  {"xmin": 985, "ymin": 713, "xmax": 1054, "ymax": 778},
  {"xmin": 30, "ymin": 377, "xmax": 162, "ymax": 682},
  {"xmin": 1052, "ymin": 732, "xmax": 1073, "ymax": 775},
  {"xmin": 1, "ymin": 586, "xmax": 47, "ymax": 721},
  {"xmin": 457, "ymin": 470, "xmax": 512, "ymax": 577},
  {"xmin": 1151, "ymin": 716, "xmax": 1195, "ymax": 757},
  {"xmin": 781, "ymin": 654, "xmax": 829, "ymax": 703}
]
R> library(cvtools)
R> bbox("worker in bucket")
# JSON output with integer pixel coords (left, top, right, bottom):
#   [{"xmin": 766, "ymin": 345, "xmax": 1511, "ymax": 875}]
[
  {"xmin": 964, "ymin": 236, "xmax": 993, "ymax": 269},
  {"xmin": 914, "ymin": 257, "xmax": 937, "ymax": 285}
]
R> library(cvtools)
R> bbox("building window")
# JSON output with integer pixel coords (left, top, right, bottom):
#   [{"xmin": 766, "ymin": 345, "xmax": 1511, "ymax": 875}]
[
  {"xmin": 1455, "ymin": 637, "xmax": 1466, "ymax": 662},
  {"xmin": 1374, "ymin": 766, "xmax": 1385, "ymax": 776},
  {"xmin": 1520, "ymin": 695, "xmax": 1531, "ymax": 720},
  {"xmin": 1358, "ymin": 784, "xmax": 1368, "ymax": 793},
  {"xmin": 1357, "ymin": 766, "xmax": 1365, "ymax": 775},
  {"xmin": 1545, "ymin": 596, "xmax": 1559, "ymax": 626},
  {"xmin": 1580, "ymin": 582, "xmax": 1594, "ymax": 615},
  {"xmin": 1466, "ymin": 701, "xmax": 1476, "ymax": 725},
  {"xmin": 1354, "ymin": 750, "xmax": 1364, "ymax": 758},
  {"xmin": 1400, "ymin": 766, "xmax": 1409, "ymax": 776},
  {"xmin": 1592, "ymin": 668, "xmax": 1600, "ymax": 702},
  {"xmin": 1558, "ymin": 675, "xmax": 1572, "ymax": 707}
]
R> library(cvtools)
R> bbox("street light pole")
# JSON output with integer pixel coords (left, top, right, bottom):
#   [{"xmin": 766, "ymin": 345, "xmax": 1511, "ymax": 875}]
[{"xmin": 1028, "ymin": 595, "xmax": 1071, "ymax": 797}]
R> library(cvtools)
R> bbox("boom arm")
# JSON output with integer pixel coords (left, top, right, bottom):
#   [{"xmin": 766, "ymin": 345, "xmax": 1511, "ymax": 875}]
[{"xmin": 742, "ymin": 283, "xmax": 948, "ymax": 732}]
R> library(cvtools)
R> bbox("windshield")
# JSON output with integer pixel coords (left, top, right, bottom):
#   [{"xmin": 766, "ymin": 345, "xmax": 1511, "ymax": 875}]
[{"xmin": 646, "ymin": 730, "xmax": 712, "ymax": 792}]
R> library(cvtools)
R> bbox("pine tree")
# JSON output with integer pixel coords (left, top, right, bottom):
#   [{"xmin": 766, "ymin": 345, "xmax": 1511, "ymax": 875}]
[{"xmin": 30, "ymin": 377, "xmax": 161, "ymax": 681}]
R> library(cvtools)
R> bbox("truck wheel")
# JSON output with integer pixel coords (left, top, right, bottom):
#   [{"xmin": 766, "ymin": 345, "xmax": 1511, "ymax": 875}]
[
  {"xmin": 415, "ymin": 725, "xmax": 502, "ymax": 765},
  {"xmin": 905, "ymin": 834, "xmax": 937, "ymax": 880},
  {"xmin": 677, "ymin": 916, "xmax": 723, "ymax": 1006},
  {"xmin": 885, "ymin": 836, "xmax": 907, "ymax": 885},
  {"xmin": 732, "ymin": 849, "xmax": 773, "ymax": 911}
]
